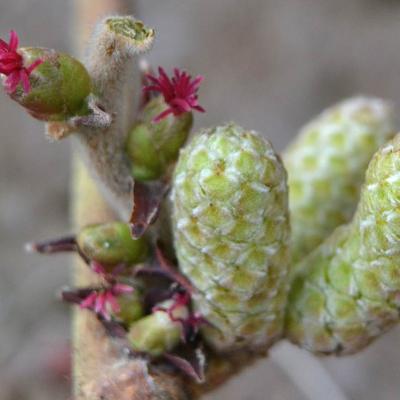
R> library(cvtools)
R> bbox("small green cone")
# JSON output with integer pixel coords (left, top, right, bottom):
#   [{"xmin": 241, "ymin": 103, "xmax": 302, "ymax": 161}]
[
  {"xmin": 286, "ymin": 133, "xmax": 400, "ymax": 354},
  {"xmin": 127, "ymin": 299, "xmax": 188, "ymax": 357},
  {"xmin": 171, "ymin": 123, "xmax": 290, "ymax": 351},
  {"xmin": 126, "ymin": 96, "xmax": 193, "ymax": 181},
  {"xmin": 283, "ymin": 97, "xmax": 395, "ymax": 264},
  {"xmin": 77, "ymin": 222, "xmax": 149, "ymax": 268},
  {"xmin": 10, "ymin": 48, "xmax": 93, "ymax": 121}
]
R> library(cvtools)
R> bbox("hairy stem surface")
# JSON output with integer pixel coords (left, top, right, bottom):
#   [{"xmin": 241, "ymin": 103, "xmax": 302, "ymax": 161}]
[{"xmin": 71, "ymin": 2, "xmax": 185, "ymax": 399}]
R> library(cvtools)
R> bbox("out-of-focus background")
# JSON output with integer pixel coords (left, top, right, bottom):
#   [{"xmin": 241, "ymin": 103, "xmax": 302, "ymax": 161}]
[{"xmin": 1, "ymin": 1, "xmax": 400, "ymax": 399}]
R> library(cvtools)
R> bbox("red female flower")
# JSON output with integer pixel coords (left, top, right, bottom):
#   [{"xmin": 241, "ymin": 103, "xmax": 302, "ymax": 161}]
[
  {"xmin": 143, "ymin": 67, "xmax": 205, "ymax": 122},
  {"xmin": 79, "ymin": 283, "xmax": 134, "ymax": 321},
  {"xmin": 0, "ymin": 30, "xmax": 43, "ymax": 94},
  {"xmin": 153, "ymin": 292, "xmax": 207, "ymax": 341}
]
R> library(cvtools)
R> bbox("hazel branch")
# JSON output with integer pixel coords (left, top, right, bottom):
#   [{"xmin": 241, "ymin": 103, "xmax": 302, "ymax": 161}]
[
  {"xmin": 68, "ymin": 4, "xmax": 193, "ymax": 399},
  {"xmin": 71, "ymin": 16, "xmax": 155, "ymax": 218}
]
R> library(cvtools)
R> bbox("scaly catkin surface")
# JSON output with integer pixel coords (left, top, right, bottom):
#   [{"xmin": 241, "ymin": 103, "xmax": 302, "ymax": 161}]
[
  {"xmin": 286, "ymin": 133, "xmax": 400, "ymax": 355},
  {"xmin": 284, "ymin": 97, "xmax": 395, "ymax": 264},
  {"xmin": 172, "ymin": 123, "xmax": 290, "ymax": 351}
]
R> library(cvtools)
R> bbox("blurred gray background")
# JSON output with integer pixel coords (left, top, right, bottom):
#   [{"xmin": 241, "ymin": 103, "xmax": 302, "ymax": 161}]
[{"xmin": 1, "ymin": 1, "xmax": 400, "ymax": 399}]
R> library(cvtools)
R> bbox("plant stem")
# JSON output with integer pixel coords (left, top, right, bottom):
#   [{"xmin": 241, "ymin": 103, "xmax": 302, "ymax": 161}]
[{"xmin": 70, "ymin": 2, "xmax": 183, "ymax": 399}]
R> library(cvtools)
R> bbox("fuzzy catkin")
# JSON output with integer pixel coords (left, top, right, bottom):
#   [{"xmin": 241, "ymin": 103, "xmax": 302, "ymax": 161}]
[
  {"xmin": 283, "ymin": 97, "xmax": 395, "ymax": 264},
  {"xmin": 171, "ymin": 123, "xmax": 290, "ymax": 351},
  {"xmin": 286, "ymin": 133, "xmax": 400, "ymax": 354}
]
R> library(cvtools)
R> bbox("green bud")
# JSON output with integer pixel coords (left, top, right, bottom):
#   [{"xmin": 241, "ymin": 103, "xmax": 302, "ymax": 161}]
[
  {"xmin": 171, "ymin": 123, "xmax": 290, "ymax": 351},
  {"xmin": 126, "ymin": 97, "xmax": 193, "ymax": 181},
  {"xmin": 11, "ymin": 48, "xmax": 92, "ymax": 121},
  {"xmin": 286, "ymin": 133, "xmax": 400, "ymax": 354},
  {"xmin": 127, "ymin": 300, "xmax": 188, "ymax": 357},
  {"xmin": 114, "ymin": 290, "xmax": 144, "ymax": 325},
  {"xmin": 77, "ymin": 222, "xmax": 149, "ymax": 267}
]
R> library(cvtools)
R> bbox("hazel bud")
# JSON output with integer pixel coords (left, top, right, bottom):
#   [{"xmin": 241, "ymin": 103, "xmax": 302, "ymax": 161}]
[
  {"xmin": 77, "ymin": 222, "xmax": 149, "ymax": 267},
  {"xmin": 114, "ymin": 290, "xmax": 144, "ymax": 325},
  {"xmin": 126, "ymin": 96, "xmax": 193, "ymax": 181},
  {"xmin": 127, "ymin": 299, "xmax": 188, "ymax": 357},
  {"xmin": 9, "ymin": 47, "xmax": 93, "ymax": 122}
]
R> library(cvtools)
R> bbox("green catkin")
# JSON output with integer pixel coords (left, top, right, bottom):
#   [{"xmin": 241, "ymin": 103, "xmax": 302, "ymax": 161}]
[
  {"xmin": 171, "ymin": 123, "xmax": 290, "ymax": 351},
  {"xmin": 286, "ymin": 133, "xmax": 400, "ymax": 354},
  {"xmin": 283, "ymin": 97, "xmax": 395, "ymax": 264}
]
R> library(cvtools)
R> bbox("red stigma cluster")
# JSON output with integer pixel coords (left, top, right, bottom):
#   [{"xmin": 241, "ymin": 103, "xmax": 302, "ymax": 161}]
[
  {"xmin": 79, "ymin": 283, "xmax": 134, "ymax": 321},
  {"xmin": 144, "ymin": 67, "xmax": 205, "ymax": 122},
  {"xmin": 0, "ymin": 30, "xmax": 42, "ymax": 94},
  {"xmin": 153, "ymin": 292, "xmax": 206, "ymax": 341}
]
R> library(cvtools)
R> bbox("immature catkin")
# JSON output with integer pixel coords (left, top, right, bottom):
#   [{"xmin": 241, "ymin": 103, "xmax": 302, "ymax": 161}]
[
  {"xmin": 172, "ymin": 123, "xmax": 290, "ymax": 351},
  {"xmin": 286, "ymin": 133, "xmax": 400, "ymax": 354},
  {"xmin": 283, "ymin": 97, "xmax": 395, "ymax": 264}
]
